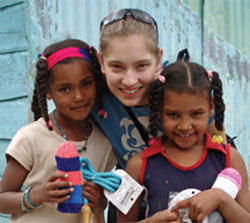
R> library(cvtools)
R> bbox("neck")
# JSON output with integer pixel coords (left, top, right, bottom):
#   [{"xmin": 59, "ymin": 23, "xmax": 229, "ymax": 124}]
[
  {"xmin": 163, "ymin": 136, "xmax": 205, "ymax": 167},
  {"xmin": 51, "ymin": 110, "xmax": 90, "ymax": 141}
]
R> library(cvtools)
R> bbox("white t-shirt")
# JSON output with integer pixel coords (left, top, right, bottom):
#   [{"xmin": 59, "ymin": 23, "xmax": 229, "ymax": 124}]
[{"xmin": 6, "ymin": 118, "xmax": 117, "ymax": 223}]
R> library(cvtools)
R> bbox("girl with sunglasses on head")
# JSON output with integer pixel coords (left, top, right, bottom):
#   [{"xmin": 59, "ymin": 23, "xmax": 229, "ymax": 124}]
[
  {"xmin": 0, "ymin": 39, "xmax": 117, "ymax": 223},
  {"xmin": 118, "ymin": 59, "xmax": 250, "ymax": 223}
]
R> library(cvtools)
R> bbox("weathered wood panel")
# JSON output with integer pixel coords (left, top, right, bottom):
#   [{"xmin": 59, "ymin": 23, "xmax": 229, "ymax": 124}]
[
  {"xmin": 0, "ymin": 52, "xmax": 28, "ymax": 100},
  {"xmin": 0, "ymin": 1, "xmax": 27, "ymax": 53},
  {"xmin": 0, "ymin": 97, "xmax": 29, "ymax": 139},
  {"xmin": 0, "ymin": 214, "xmax": 9, "ymax": 223},
  {"xmin": 0, "ymin": 0, "xmax": 23, "ymax": 8}
]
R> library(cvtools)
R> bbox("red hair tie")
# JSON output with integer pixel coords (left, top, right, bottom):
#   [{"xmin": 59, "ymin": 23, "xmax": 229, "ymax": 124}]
[
  {"xmin": 148, "ymin": 137, "xmax": 157, "ymax": 146},
  {"xmin": 99, "ymin": 109, "xmax": 107, "ymax": 118}
]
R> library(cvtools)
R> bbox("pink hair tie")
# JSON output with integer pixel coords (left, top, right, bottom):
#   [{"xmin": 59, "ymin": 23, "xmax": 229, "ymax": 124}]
[
  {"xmin": 158, "ymin": 75, "xmax": 165, "ymax": 83},
  {"xmin": 208, "ymin": 70, "xmax": 214, "ymax": 79}
]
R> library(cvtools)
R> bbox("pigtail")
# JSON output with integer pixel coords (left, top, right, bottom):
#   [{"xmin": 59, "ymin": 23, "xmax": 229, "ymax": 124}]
[
  {"xmin": 176, "ymin": 48, "xmax": 190, "ymax": 62},
  {"xmin": 31, "ymin": 88, "xmax": 40, "ymax": 120},
  {"xmin": 88, "ymin": 46, "xmax": 104, "ymax": 113},
  {"xmin": 210, "ymin": 71, "xmax": 225, "ymax": 131},
  {"xmin": 148, "ymin": 79, "xmax": 164, "ymax": 138},
  {"xmin": 32, "ymin": 58, "xmax": 52, "ymax": 130}
]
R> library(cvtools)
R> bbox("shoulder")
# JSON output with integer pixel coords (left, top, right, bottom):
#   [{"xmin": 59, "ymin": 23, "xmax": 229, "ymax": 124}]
[
  {"xmin": 229, "ymin": 145, "xmax": 249, "ymax": 189},
  {"xmin": 229, "ymin": 146, "xmax": 245, "ymax": 168},
  {"xmin": 17, "ymin": 118, "xmax": 47, "ymax": 135},
  {"xmin": 8, "ymin": 118, "xmax": 46, "ymax": 144},
  {"xmin": 126, "ymin": 152, "xmax": 143, "ymax": 182},
  {"xmin": 229, "ymin": 145, "xmax": 250, "ymax": 212}
]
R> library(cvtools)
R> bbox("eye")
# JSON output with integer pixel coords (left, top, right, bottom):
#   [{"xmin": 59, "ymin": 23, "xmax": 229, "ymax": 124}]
[
  {"xmin": 58, "ymin": 87, "xmax": 69, "ymax": 93},
  {"xmin": 166, "ymin": 112, "xmax": 179, "ymax": 119},
  {"xmin": 82, "ymin": 80, "xmax": 93, "ymax": 88},
  {"xmin": 192, "ymin": 111, "xmax": 203, "ymax": 117},
  {"xmin": 110, "ymin": 64, "xmax": 123, "ymax": 72},
  {"xmin": 137, "ymin": 63, "xmax": 149, "ymax": 70}
]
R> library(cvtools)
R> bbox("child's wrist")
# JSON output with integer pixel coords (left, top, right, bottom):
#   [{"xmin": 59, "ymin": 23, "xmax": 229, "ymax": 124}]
[
  {"xmin": 92, "ymin": 211, "xmax": 105, "ymax": 223},
  {"xmin": 26, "ymin": 187, "xmax": 42, "ymax": 208}
]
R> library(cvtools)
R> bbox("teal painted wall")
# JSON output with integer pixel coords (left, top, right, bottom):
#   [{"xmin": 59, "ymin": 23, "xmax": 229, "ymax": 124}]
[{"xmin": 0, "ymin": 0, "xmax": 249, "ymax": 221}]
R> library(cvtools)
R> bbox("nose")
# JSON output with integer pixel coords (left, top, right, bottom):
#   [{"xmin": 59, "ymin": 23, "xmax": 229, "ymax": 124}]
[
  {"xmin": 73, "ymin": 88, "xmax": 84, "ymax": 102},
  {"xmin": 177, "ymin": 117, "xmax": 192, "ymax": 131},
  {"xmin": 121, "ymin": 69, "xmax": 138, "ymax": 86}
]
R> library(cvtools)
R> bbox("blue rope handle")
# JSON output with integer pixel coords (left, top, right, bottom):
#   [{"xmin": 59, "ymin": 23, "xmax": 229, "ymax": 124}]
[{"xmin": 80, "ymin": 158, "xmax": 121, "ymax": 205}]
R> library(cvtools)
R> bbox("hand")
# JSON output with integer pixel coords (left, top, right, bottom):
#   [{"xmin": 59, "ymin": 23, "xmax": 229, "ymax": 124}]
[
  {"xmin": 171, "ymin": 189, "xmax": 224, "ymax": 222},
  {"xmin": 147, "ymin": 209, "xmax": 181, "ymax": 223},
  {"xmin": 82, "ymin": 180, "xmax": 107, "ymax": 212},
  {"xmin": 30, "ymin": 173, "xmax": 73, "ymax": 205}
]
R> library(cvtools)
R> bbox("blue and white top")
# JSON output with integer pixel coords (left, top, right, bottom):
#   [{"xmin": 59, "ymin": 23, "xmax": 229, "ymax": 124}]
[{"xmin": 91, "ymin": 92, "xmax": 163, "ymax": 169}]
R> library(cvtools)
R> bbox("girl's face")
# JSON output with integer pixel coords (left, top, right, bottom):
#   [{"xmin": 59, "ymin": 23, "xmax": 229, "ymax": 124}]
[
  {"xmin": 161, "ymin": 91, "xmax": 214, "ymax": 150},
  {"xmin": 99, "ymin": 34, "xmax": 162, "ymax": 106},
  {"xmin": 47, "ymin": 59, "xmax": 96, "ymax": 123}
]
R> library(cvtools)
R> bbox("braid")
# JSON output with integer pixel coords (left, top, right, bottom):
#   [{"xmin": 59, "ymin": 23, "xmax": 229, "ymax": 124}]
[
  {"xmin": 31, "ymin": 88, "xmax": 41, "ymax": 120},
  {"xmin": 33, "ymin": 58, "xmax": 52, "ymax": 130},
  {"xmin": 88, "ymin": 46, "xmax": 105, "ymax": 112},
  {"xmin": 211, "ymin": 71, "xmax": 225, "ymax": 131},
  {"xmin": 148, "ymin": 79, "xmax": 164, "ymax": 138},
  {"xmin": 176, "ymin": 48, "xmax": 190, "ymax": 62}
]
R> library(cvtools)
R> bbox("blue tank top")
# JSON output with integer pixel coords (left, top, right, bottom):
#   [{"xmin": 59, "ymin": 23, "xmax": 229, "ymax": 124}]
[{"xmin": 141, "ymin": 132, "xmax": 230, "ymax": 217}]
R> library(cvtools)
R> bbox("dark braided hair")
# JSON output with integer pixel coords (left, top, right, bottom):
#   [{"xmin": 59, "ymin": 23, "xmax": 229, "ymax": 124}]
[
  {"xmin": 148, "ymin": 52, "xmax": 225, "ymax": 139},
  {"xmin": 31, "ymin": 39, "xmax": 105, "ymax": 130}
]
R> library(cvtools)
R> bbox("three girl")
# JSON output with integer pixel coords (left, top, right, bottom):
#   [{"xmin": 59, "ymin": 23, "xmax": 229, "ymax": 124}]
[{"xmin": 0, "ymin": 39, "xmax": 116, "ymax": 223}]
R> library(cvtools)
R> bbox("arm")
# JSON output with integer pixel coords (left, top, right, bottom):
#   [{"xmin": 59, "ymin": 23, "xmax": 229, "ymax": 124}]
[
  {"xmin": 171, "ymin": 146, "xmax": 250, "ymax": 222},
  {"xmin": 0, "ymin": 156, "xmax": 73, "ymax": 214},
  {"xmin": 117, "ymin": 153, "xmax": 143, "ymax": 222},
  {"xmin": 82, "ymin": 180, "xmax": 106, "ymax": 223},
  {"xmin": 117, "ymin": 153, "xmax": 180, "ymax": 223}
]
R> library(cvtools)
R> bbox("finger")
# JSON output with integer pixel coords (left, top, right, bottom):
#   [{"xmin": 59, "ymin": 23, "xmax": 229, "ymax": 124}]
[
  {"xmin": 48, "ymin": 173, "xmax": 68, "ymax": 182},
  {"xmin": 47, "ymin": 180, "xmax": 72, "ymax": 191},
  {"xmin": 49, "ymin": 194, "xmax": 71, "ymax": 203},
  {"xmin": 48, "ymin": 187, "xmax": 74, "ymax": 198},
  {"xmin": 82, "ymin": 191, "xmax": 99, "ymax": 207},
  {"xmin": 171, "ymin": 199, "xmax": 190, "ymax": 212},
  {"xmin": 197, "ymin": 212, "xmax": 207, "ymax": 223}
]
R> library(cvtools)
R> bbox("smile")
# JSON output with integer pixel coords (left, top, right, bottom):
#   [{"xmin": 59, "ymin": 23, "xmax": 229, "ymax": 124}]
[
  {"xmin": 121, "ymin": 88, "xmax": 142, "ymax": 96},
  {"xmin": 71, "ymin": 104, "xmax": 89, "ymax": 111},
  {"xmin": 180, "ymin": 134, "xmax": 192, "ymax": 138}
]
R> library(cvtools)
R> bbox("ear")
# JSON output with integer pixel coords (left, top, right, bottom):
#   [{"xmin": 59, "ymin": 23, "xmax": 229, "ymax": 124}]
[
  {"xmin": 97, "ymin": 51, "xmax": 105, "ymax": 75},
  {"xmin": 46, "ymin": 91, "xmax": 52, "ymax": 100},
  {"xmin": 154, "ymin": 48, "xmax": 163, "ymax": 80},
  {"xmin": 156, "ymin": 48, "xmax": 163, "ymax": 70}
]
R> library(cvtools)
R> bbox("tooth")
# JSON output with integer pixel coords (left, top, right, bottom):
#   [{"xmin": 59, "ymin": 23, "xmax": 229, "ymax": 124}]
[{"xmin": 124, "ymin": 89, "xmax": 138, "ymax": 94}]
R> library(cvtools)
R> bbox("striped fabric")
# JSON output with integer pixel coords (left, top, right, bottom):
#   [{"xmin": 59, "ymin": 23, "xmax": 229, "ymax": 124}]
[{"xmin": 55, "ymin": 141, "xmax": 83, "ymax": 213}]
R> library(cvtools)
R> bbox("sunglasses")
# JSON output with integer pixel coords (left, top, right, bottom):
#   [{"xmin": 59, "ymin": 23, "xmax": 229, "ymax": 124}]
[{"xmin": 100, "ymin": 8, "xmax": 158, "ymax": 40}]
